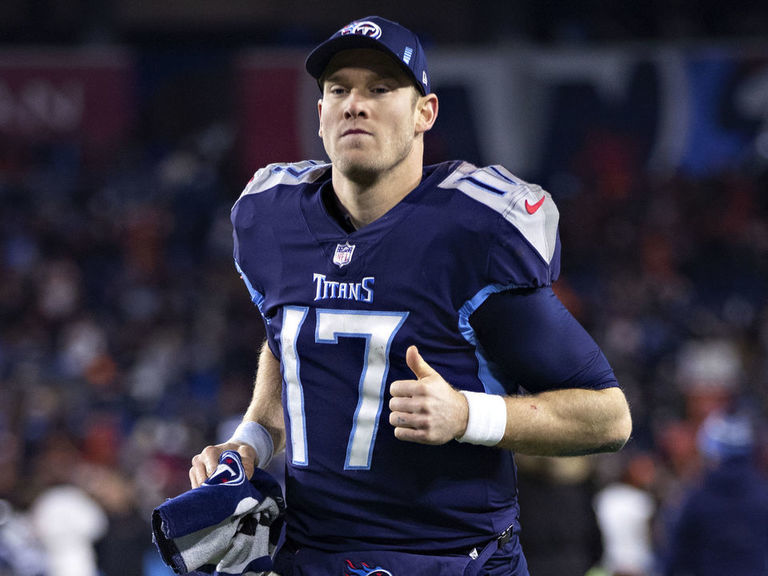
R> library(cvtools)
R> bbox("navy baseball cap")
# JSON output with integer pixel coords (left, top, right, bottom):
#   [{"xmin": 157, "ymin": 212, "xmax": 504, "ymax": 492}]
[{"xmin": 305, "ymin": 16, "xmax": 430, "ymax": 95}]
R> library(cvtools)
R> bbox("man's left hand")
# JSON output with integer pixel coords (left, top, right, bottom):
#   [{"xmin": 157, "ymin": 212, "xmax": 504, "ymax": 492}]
[{"xmin": 389, "ymin": 346, "xmax": 469, "ymax": 444}]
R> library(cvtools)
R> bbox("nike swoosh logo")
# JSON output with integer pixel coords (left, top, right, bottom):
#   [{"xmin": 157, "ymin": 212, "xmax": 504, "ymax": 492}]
[{"xmin": 525, "ymin": 196, "xmax": 545, "ymax": 215}]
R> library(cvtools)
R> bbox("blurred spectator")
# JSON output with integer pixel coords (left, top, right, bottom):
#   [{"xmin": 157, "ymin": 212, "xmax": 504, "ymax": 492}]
[
  {"xmin": 517, "ymin": 455, "xmax": 603, "ymax": 576},
  {"xmin": 660, "ymin": 410, "xmax": 768, "ymax": 576},
  {"xmin": 25, "ymin": 436, "xmax": 107, "ymax": 576},
  {"xmin": 77, "ymin": 465, "xmax": 148, "ymax": 576},
  {"xmin": 593, "ymin": 452, "xmax": 658, "ymax": 576},
  {"xmin": 655, "ymin": 339, "xmax": 746, "ymax": 498},
  {"xmin": 0, "ymin": 499, "xmax": 47, "ymax": 576},
  {"xmin": 675, "ymin": 339, "xmax": 743, "ymax": 427},
  {"xmin": 30, "ymin": 485, "xmax": 107, "ymax": 576}
]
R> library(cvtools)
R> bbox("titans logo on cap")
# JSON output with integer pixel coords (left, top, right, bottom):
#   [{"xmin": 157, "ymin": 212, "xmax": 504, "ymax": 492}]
[{"xmin": 340, "ymin": 20, "xmax": 382, "ymax": 39}]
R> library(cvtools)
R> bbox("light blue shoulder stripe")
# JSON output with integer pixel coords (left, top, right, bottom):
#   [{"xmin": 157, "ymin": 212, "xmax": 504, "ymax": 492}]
[
  {"xmin": 458, "ymin": 283, "xmax": 516, "ymax": 395},
  {"xmin": 235, "ymin": 260, "xmax": 266, "ymax": 316}
]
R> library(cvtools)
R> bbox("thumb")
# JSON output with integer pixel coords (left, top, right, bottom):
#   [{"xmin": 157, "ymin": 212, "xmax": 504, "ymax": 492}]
[{"xmin": 406, "ymin": 345, "xmax": 438, "ymax": 380}]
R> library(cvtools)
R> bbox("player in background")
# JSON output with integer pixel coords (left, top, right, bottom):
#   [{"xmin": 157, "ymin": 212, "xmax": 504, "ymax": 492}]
[
  {"xmin": 661, "ymin": 410, "xmax": 768, "ymax": 576},
  {"xmin": 189, "ymin": 15, "xmax": 632, "ymax": 576}
]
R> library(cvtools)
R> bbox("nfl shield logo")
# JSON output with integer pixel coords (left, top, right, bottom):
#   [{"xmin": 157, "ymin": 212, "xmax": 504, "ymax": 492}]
[{"xmin": 333, "ymin": 242, "xmax": 355, "ymax": 267}]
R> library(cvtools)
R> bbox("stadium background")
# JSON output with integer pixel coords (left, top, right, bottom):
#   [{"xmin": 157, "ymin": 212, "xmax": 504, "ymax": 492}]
[{"xmin": 1, "ymin": 1, "xmax": 767, "ymax": 575}]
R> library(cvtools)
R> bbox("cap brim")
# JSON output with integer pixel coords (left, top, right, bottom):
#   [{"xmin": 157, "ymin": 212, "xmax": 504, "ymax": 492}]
[
  {"xmin": 305, "ymin": 35, "xmax": 426, "ymax": 95},
  {"xmin": 306, "ymin": 35, "xmax": 396, "ymax": 80}
]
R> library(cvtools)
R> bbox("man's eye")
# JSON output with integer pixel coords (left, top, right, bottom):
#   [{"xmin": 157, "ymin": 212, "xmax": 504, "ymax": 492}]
[
  {"xmin": 371, "ymin": 86, "xmax": 391, "ymax": 94},
  {"xmin": 328, "ymin": 87, "xmax": 346, "ymax": 95}
]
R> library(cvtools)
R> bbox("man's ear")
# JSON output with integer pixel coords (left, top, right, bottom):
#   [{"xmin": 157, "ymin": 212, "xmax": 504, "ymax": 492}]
[
  {"xmin": 415, "ymin": 93, "xmax": 439, "ymax": 134},
  {"xmin": 317, "ymin": 99, "xmax": 324, "ymax": 138}
]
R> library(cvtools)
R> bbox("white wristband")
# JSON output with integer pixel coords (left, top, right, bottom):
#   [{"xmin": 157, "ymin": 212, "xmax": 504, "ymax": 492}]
[
  {"xmin": 456, "ymin": 391, "xmax": 507, "ymax": 446},
  {"xmin": 229, "ymin": 421, "xmax": 274, "ymax": 469}
]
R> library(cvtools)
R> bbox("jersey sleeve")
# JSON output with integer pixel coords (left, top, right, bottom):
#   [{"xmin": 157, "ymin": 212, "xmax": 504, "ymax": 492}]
[{"xmin": 469, "ymin": 286, "xmax": 619, "ymax": 393}]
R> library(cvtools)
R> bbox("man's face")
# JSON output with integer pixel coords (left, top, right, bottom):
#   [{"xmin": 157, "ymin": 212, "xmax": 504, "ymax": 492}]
[{"xmin": 317, "ymin": 49, "xmax": 423, "ymax": 181}]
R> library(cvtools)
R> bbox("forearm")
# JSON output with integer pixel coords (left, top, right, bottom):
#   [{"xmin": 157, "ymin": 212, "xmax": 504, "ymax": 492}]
[
  {"xmin": 243, "ymin": 340, "xmax": 286, "ymax": 456},
  {"xmin": 391, "ymin": 347, "xmax": 632, "ymax": 453},
  {"xmin": 496, "ymin": 387, "xmax": 631, "ymax": 456},
  {"xmin": 189, "ymin": 341, "xmax": 285, "ymax": 486},
  {"xmin": 466, "ymin": 287, "xmax": 632, "ymax": 455}
]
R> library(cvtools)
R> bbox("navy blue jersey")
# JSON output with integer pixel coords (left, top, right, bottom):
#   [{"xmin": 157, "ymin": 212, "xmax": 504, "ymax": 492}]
[{"xmin": 231, "ymin": 160, "xmax": 587, "ymax": 553}]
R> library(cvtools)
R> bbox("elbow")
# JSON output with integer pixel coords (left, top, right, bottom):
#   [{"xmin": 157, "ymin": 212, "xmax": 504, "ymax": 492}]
[
  {"xmin": 620, "ymin": 405, "xmax": 634, "ymax": 446},
  {"xmin": 606, "ymin": 417, "xmax": 633, "ymax": 453},
  {"xmin": 558, "ymin": 391, "xmax": 634, "ymax": 457},
  {"xmin": 605, "ymin": 395, "xmax": 633, "ymax": 452},
  {"xmin": 586, "ymin": 388, "xmax": 633, "ymax": 455}
]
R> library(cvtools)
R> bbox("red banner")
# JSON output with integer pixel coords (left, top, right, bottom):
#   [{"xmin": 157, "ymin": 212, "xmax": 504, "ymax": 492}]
[
  {"xmin": 235, "ymin": 52, "xmax": 308, "ymax": 177},
  {"xmin": 0, "ymin": 49, "xmax": 135, "ymax": 150}
]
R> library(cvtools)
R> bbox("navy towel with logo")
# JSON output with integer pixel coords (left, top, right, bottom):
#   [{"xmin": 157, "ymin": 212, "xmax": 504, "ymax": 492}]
[{"xmin": 152, "ymin": 450, "xmax": 285, "ymax": 576}]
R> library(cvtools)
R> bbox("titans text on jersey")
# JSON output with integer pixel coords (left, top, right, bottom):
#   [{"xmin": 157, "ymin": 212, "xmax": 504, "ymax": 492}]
[{"xmin": 313, "ymin": 273, "xmax": 375, "ymax": 303}]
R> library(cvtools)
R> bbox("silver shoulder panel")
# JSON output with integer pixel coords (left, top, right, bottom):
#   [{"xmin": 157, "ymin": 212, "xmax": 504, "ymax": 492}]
[{"xmin": 438, "ymin": 162, "xmax": 559, "ymax": 264}]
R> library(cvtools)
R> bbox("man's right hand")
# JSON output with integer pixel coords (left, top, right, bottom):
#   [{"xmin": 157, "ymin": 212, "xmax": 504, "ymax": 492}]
[{"xmin": 189, "ymin": 442, "xmax": 257, "ymax": 488}]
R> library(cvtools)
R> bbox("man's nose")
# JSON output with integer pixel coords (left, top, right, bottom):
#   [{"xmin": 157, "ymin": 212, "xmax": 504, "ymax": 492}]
[{"xmin": 344, "ymin": 90, "xmax": 368, "ymax": 119}]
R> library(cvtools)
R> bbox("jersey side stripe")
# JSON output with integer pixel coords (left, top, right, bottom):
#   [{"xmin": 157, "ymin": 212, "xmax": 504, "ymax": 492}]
[{"xmin": 458, "ymin": 282, "xmax": 514, "ymax": 396}]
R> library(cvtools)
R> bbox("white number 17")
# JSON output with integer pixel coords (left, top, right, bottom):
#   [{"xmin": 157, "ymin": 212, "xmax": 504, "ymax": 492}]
[{"xmin": 280, "ymin": 307, "xmax": 408, "ymax": 470}]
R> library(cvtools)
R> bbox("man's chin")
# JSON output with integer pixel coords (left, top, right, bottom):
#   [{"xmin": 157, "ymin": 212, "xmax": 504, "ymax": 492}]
[{"xmin": 333, "ymin": 158, "xmax": 380, "ymax": 183}]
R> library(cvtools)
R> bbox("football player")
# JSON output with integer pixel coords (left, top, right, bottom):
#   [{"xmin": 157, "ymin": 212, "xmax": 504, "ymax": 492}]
[{"xmin": 190, "ymin": 15, "xmax": 632, "ymax": 576}]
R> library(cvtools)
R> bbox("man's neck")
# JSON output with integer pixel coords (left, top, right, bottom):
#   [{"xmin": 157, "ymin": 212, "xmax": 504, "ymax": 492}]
[{"xmin": 331, "ymin": 155, "xmax": 423, "ymax": 229}]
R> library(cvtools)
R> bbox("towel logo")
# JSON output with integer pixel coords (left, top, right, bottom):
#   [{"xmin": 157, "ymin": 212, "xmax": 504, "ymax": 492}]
[{"xmin": 204, "ymin": 452, "xmax": 246, "ymax": 486}]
